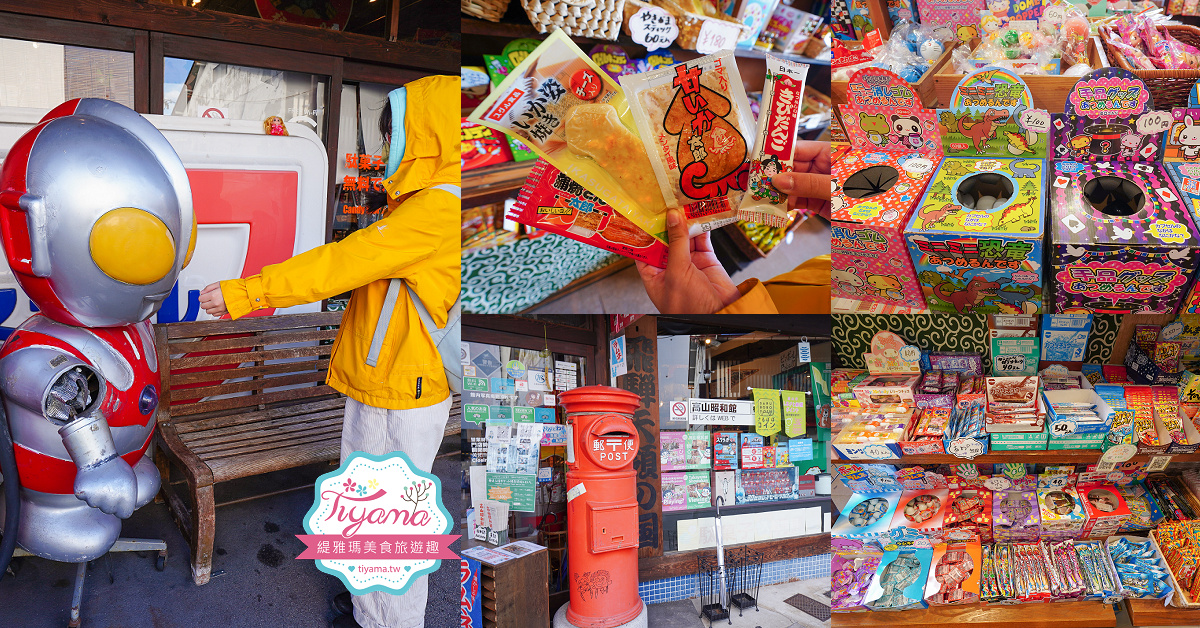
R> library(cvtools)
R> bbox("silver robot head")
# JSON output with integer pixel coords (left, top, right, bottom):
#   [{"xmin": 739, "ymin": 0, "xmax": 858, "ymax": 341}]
[{"xmin": 0, "ymin": 99, "xmax": 195, "ymax": 327}]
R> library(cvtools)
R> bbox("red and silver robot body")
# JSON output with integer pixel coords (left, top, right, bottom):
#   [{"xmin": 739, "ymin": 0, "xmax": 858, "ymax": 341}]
[{"xmin": 0, "ymin": 98, "xmax": 194, "ymax": 563}]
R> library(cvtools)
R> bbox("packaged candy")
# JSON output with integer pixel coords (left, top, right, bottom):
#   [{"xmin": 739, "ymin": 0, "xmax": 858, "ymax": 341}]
[
  {"xmin": 510, "ymin": 161, "xmax": 669, "ymax": 267},
  {"xmin": 1108, "ymin": 536, "xmax": 1173, "ymax": 600},
  {"xmin": 470, "ymin": 31, "xmax": 667, "ymax": 242},
  {"xmin": 620, "ymin": 50, "xmax": 756, "ymax": 235},
  {"xmin": 832, "ymin": 537, "xmax": 884, "ymax": 611},
  {"xmin": 736, "ymin": 55, "xmax": 808, "ymax": 228}
]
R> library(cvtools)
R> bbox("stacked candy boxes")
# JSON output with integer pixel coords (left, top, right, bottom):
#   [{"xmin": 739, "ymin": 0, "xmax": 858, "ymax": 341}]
[
  {"xmin": 832, "ymin": 68, "xmax": 941, "ymax": 309},
  {"xmin": 906, "ymin": 67, "xmax": 1050, "ymax": 315}
]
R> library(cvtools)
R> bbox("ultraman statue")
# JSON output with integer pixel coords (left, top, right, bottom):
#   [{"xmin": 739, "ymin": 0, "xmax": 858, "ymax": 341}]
[{"xmin": 0, "ymin": 99, "xmax": 193, "ymax": 563}]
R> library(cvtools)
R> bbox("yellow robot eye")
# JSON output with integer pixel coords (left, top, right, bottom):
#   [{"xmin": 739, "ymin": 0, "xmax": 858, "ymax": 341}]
[
  {"xmin": 89, "ymin": 208, "xmax": 175, "ymax": 285},
  {"xmin": 183, "ymin": 211, "xmax": 197, "ymax": 269}
]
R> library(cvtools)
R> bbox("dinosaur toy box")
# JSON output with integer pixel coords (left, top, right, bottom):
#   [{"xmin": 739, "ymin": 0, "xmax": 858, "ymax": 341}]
[
  {"xmin": 833, "ymin": 68, "xmax": 942, "ymax": 309},
  {"xmin": 1048, "ymin": 68, "xmax": 1200, "ymax": 313},
  {"xmin": 905, "ymin": 68, "xmax": 1050, "ymax": 315}
]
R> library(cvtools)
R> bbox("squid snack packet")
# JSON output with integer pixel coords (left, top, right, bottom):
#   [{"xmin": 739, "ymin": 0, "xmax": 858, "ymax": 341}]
[
  {"xmin": 510, "ymin": 160, "xmax": 669, "ymax": 267},
  {"xmin": 620, "ymin": 50, "xmax": 757, "ymax": 236},
  {"xmin": 469, "ymin": 30, "xmax": 667, "ymax": 243},
  {"xmin": 738, "ymin": 55, "xmax": 809, "ymax": 227}
]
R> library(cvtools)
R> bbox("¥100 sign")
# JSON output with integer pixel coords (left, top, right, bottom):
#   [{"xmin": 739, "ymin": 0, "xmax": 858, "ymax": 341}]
[{"xmin": 299, "ymin": 452, "xmax": 459, "ymax": 595}]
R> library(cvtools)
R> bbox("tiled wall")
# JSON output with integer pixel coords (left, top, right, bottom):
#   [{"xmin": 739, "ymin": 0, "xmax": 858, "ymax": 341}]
[{"xmin": 638, "ymin": 553, "xmax": 831, "ymax": 605}]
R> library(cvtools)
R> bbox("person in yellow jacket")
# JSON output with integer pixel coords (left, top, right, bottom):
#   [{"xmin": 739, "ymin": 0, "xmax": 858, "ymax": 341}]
[
  {"xmin": 637, "ymin": 139, "xmax": 831, "ymax": 314},
  {"xmin": 198, "ymin": 75, "xmax": 459, "ymax": 628}
]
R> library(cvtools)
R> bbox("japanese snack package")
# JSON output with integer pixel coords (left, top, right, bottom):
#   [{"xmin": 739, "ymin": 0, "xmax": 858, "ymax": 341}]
[
  {"xmin": 620, "ymin": 50, "xmax": 757, "ymax": 235},
  {"xmin": 469, "ymin": 31, "xmax": 667, "ymax": 242},
  {"xmin": 737, "ymin": 54, "xmax": 809, "ymax": 228},
  {"xmin": 510, "ymin": 161, "xmax": 669, "ymax": 267}
]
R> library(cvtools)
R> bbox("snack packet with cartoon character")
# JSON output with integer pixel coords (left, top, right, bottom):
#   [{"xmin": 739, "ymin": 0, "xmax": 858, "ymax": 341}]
[
  {"xmin": 469, "ymin": 30, "xmax": 667, "ymax": 244},
  {"xmin": 620, "ymin": 50, "xmax": 756, "ymax": 235},
  {"xmin": 737, "ymin": 55, "xmax": 809, "ymax": 227}
]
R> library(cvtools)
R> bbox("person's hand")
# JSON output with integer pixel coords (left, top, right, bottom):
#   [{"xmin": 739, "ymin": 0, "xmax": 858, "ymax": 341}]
[
  {"xmin": 771, "ymin": 140, "xmax": 831, "ymax": 220},
  {"xmin": 637, "ymin": 210, "xmax": 741, "ymax": 314},
  {"xmin": 199, "ymin": 282, "xmax": 228, "ymax": 318}
]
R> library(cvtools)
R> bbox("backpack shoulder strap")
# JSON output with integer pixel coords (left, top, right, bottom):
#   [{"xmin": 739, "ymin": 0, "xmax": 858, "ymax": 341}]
[{"xmin": 365, "ymin": 278, "xmax": 403, "ymax": 368}]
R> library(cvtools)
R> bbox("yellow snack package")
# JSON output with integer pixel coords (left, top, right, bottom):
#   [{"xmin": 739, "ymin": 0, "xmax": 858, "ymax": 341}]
[
  {"xmin": 468, "ymin": 30, "xmax": 667, "ymax": 243},
  {"xmin": 619, "ymin": 50, "xmax": 756, "ymax": 235}
]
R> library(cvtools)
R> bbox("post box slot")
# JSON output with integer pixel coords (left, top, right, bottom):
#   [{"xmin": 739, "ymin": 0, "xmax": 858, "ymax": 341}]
[{"xmin": 587, "ymin": 499, "xmax": 639, "ymax": 553}]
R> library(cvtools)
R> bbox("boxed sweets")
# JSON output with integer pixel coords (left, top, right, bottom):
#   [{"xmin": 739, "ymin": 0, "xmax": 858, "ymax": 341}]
[
  {"xmin": 943, "ymin": 479, "xmax": 994, "ymax": 543},
  {"xmin": 928, "ymin": 351, "xmax": 984, "ymax": 376},
  {"xmin": 1038, "ymin": 468, "xmax": 1088, "ymax": 541},
  {"xmin": 1042, "ymin": 388, "xmax": 1114, "ymax": 439},
  {"xmin": 1106, "ymin": 536, "xmax": 1174, "ymax": 600},
  {"xmin": 832, "ymin": 406, "xmax": 915, "ymax": 461},
  {"xmin": 1042, "ymin": 313, "xmax": 1094, "ymax": 363},
  {"xmin": 915, "ymin": 370, "xmax": 958, "ymax": 409},
  {"xmin": 924, "ymin": 536, "xmax": 982, "ymax": 606},
  {"xmin": 985, "ymin": 375, "xmax": 1045, "ymax": 433},
  {"xmin": 832, "ymin": 537, "xmax": 884, "ymax": 612},
  {"xmin": 853, "ymin": 373, "xmax": 920, "ymax": 406},
  {"xmin": 834, "ymin": 463, "xmax": 905, "ymax": 493},
  {"xmin": 992, "ymin": 472, "xmax": 1041, "ymax": 543},
  {"xmin": 865, "ymin": 546, "xmax": 935, "ymax": 611},
  {"xmin": 1118, "ymin": 482, "xmax": 1166, "ymax": 533},
  {"xmin": 835, "ymin": 491, "xmax": 904, "ymax": 538},
  {"xmin": 989, "ymin": 314, "xmax": 1040, "ymax": 377},
  {"xmin": 900, "ymin": 407, "xmax": 950, "ymax": 455},
  {"xmin": 1079, "ymin": 483, "xmax": 1133, "ymax": 538},
  {"xmin": 891, "ymin": 488, "xmax": 951, "ymax": 534}
]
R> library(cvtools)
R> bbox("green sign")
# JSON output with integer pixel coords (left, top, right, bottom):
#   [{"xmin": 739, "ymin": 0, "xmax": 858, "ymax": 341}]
[
  {"xmin": 464, "ymin": 377, "xmax": 489, "ymax": 392},
  {"xmin": 513, "ymin": 406, "xmax": 535, "ymax": 423},
  {"xmin": 491, "ymin": 406, "xmax": 513, "ymax": 423},
  {"xmin": 781, "ymin": 390, "xmax": 806, "ymax": 438},
  {"xmin": 486, "ymin": 472, "xmax": 537, "ymax": 512},
  {"xmin": 465, "ymin": 404, "xmax": 489, "ymax": 424},
  {"xmin": 753, "ymin": 388, "xmax": 781, "ymax": 437}
]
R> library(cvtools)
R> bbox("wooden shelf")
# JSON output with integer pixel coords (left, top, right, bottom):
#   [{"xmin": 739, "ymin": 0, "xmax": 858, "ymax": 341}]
[
  {"xmin": 463, "ymin": 159, "xmax": 537, "ymax": 208},
  {"xmin": 461, "ymin": 16, "xmax": 829, "ymax": 66},
  {"xmin": 832, "ymin": 450, "xmax": 1200, "ymax": 465},
  {"xmin": 832, "ymin": 600, "xmax": 1116, "ymax": 628},
  {"xmin": 1124, "ymin": 598, "xmax": 1200, "ymax": 627}
]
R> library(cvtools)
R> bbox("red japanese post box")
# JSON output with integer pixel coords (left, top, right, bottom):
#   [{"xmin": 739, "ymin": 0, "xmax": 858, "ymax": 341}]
[{"xmin": 560, "ymin": 386, "xmax": 643, "ymax": 628}]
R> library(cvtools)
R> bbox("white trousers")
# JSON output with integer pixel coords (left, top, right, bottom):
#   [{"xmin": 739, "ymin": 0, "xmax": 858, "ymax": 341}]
[{"xmin": 340, "ymin": 395, "xmax": 452, "ymax": 628}]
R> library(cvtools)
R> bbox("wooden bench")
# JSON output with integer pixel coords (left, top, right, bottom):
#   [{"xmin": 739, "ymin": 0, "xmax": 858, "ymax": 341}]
[{"xmin": 153, "ymin": 311, "xmax": 345, "ymax": 585}]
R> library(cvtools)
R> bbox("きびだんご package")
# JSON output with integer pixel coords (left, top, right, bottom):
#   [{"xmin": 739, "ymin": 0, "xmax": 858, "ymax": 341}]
[
  {"xmin": 737, "ymin": 55, "xmax": 810, "ymax": 228},
  {"xmin": 832, "ymin": 68, "xmax": 941, "ymax": 309},
  {"xmin": 510, "ymin": 161, "xmax": 669, "ymax": 267},
  {"xmin": 469, "ymin": 31, "xmax": 667, "ymax": 243},
  {"xmin": 620, "ymin": 50, "xmax": 757, "ymax": 235}
]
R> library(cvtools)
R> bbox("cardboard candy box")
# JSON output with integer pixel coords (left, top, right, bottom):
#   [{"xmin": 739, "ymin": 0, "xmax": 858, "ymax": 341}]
[
  {"xmin": 907, "ymin": 68, "xmax": 1050, "ymax": 315},
  {"xmin": 992, "ymin": 473, "xmax": 1041, "ymax": 543},
  {"xmin": 924, "ymin": 536, "xmax": 982, "ymax": 606},
  {"xmin": 865, "ymin": 547, "xmax": 934, "ymax": 611},
  {"xmin": 1078, "ymin": 482, "xmax": 1132, "ymax": 538},
  {"xmin": 892, "ymin": 488, "xmax": 951, "ymax": 533},
  {"xmin": 1049, "ymin": 68, "xmax": 1200, "ymax": 313},
  {"xmin": 833, "ymin": 68, "xmax": 942, "ymax": 309},
  {"xmin": 832, "ymin": 537, "xmax": 884, "ymax": 612},
  {"xmin": 835, "ymin": 491, "xmax": 904, "ymax": 538},
  {"xmin": 1118, "ymin": 481, "xmax": 1165, "ymax": 532},
  {"xmin": 1037, "ymin": 466, "xmax": 1089, "ymax": 541}
]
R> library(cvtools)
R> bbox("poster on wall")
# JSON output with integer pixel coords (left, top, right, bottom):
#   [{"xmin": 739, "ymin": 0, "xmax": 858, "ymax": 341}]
[
  {"xmin": 685, "ymin": 431, "xmax": 713, "ymax": 468},
  {"xmin": 486, "ymin": 473, "xmax": 537, "ymax": 512},
  {"xmin": 686, "ymin": 471, "xmax": 712, "ymax": 509},
  {"xmin": 662, "ymin": 472, "xmax": 688, "ymax": 511}
]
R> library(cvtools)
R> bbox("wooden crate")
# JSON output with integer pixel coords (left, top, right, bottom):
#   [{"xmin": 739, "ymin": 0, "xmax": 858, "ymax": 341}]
[
  {"xmin": 932, "ymin": 37, "xmax": 1109, "ymax": 112},
  {"xmin": 832, "ymin": 41, "xmax": 957, "ymax": 109}
]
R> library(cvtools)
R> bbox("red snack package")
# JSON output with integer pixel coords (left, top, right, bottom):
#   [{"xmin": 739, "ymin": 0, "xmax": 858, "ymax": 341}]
[{"xmin": 510, "ymin": 160, "xmax": 669, "ymax": 267}]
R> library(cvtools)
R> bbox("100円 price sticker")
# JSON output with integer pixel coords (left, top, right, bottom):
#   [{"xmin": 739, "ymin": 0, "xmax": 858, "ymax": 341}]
[{"xmin": 299, "ymin": 452, "xmax": 459, "ymax": 595}]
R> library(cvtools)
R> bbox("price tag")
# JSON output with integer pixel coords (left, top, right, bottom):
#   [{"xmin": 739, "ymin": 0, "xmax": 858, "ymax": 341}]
[
  {"xmin": 1044, "ymin": 475, "xmax": 1070, "ymax": 489},
  {"xmin": 984, "ymin": 476, "xmax": 1012, "ymax": 491},
  {"xmin": 947, "ymin": 437, "xmax": 985, "ymax": 459},
  {"xmin": 695, "ymin": 19, "xmax": 741, "ymax": 55},
  {"xmin": 1101, "ymin": 443, "xmax": 1138, "ymax": 463},
  {"xmin": 899, "ymin": 346, "xmax": 922, "ymax": 362},
  {"xmin": 630, "ymin": 7, "xmax": 679, "ymax": 51},
  {"xmin": 1105, "ymin": 470, "xmax": 1126, "ymax": 483},
  {"xmin": 1050, "ymin": 418, "xmax": 1077, "ymax": 437},
  {"xmin": 861, "ymin": 444, "xmax": 896, "ymax": 460},
  {"xmin": 1147, "ymin": 455, "xmax": 1173, "ymax": 472}
]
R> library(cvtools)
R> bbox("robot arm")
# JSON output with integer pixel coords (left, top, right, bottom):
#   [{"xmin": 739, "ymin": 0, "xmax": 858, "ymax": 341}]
[{"xmin": 0, "ymin": 347, "xmax": 136, "ymax": 518}]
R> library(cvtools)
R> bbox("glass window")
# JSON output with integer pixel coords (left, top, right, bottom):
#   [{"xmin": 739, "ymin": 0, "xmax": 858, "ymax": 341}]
[
  {"xmin": 332, "ymin": 81, "xmax": 399, "ymax": 239},
  {"xmin": 164, "ymin": 57, "xmax": 328, "ymax": 140},
  {"xmin": 0, "ymin": 38, "xmax": 133, "ymax": 108}
]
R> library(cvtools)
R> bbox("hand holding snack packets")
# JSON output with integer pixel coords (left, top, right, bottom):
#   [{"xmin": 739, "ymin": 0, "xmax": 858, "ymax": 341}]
[{"xmin": 471, "ymin": 32, "xmax": 811, "ymax": 246}]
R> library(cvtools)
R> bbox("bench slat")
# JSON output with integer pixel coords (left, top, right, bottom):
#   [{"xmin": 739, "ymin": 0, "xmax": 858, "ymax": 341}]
[
  {"xmin": 189, "ymin": 421, "xmax": 343, "ymax": 455},
  {"xmin": 171, "ymin": 344, "xmax": 331, "ymax": 371},
  {"xmin": 166, "ymin": 328, "xmax": 338, "ymax": 353},
  {"xmin": 183, "ymin": 414, "xmax": 343, "ymax": 449},
  {"xmin": 170, "ymin": 358, "xmax": 331, "ymax": 387},
  {"xmin": 170, "ymin": 370, "xmax": 330, "ymax": 405},
  {"xmin": 176, "ymin": 408, "xmax": 345, "ymax": 442},
  {"xmin": 170, "ymin": 397, "xmax": 345, "ymax": 431},
  {"xmin": 206, "ymin": 439, "xmax": 341, "ymax": 483},
  {"xmin": 165, "ymin": 311, "xmax": 342, "ymax": 339},
  {"xmin": 199, "ymin": 427, "xmax": 343, "ymax": 460},
  {"xmin": 172, "ymin": 385, "xmax": 338, "ymax": 417}
]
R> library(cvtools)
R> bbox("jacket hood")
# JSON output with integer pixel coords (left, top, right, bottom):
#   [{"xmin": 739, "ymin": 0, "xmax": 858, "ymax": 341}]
[{"xmin": 382, "ymin": 75, "xmax": 460, "ymax": 201}]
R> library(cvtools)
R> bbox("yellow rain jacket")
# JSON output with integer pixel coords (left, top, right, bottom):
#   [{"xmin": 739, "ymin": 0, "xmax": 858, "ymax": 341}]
[{"xmin": 221, "ymin": 75, "xmax": 460, "ymax": 410}]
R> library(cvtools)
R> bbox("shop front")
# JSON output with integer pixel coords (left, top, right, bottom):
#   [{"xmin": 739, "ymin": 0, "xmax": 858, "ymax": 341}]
[{"xmin": 460, "ymin": 315, "xmax": 833, "ymax": 626}]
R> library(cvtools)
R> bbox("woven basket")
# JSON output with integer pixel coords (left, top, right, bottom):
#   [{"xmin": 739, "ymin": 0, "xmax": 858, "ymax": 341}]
[
  {"xmin": 522, "ymin": 0, "xmax": 626, "ymax": 40},
  {"xmin": 462, "ymin": 0, "xmax": 512, "ymax": 22},
  {"xmin": 1104, "ymin": 23, "xmax": 1200, "ymax": 110}
]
